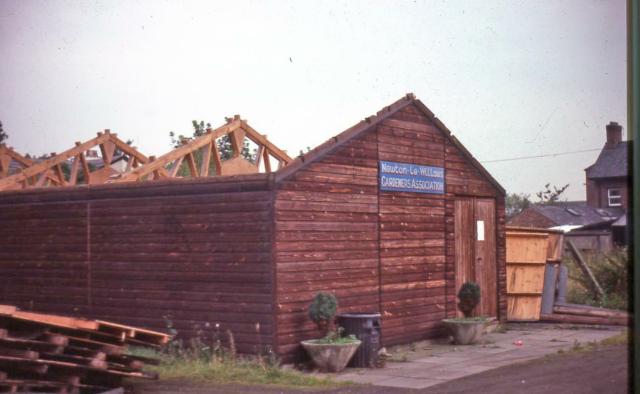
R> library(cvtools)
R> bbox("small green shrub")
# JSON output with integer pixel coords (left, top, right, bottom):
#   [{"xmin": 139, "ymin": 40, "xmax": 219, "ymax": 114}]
[
  {"xmin": 566, "ymin": 247, "xmax": 629, "ymax": 310},
  {"xmin": 457, "ymin": 282, "xmax": 481, "ymax": 317},
  {"xmin": 308, "ymin": 292, "xmax": 338, "ymax": 335},
  {"xmin": 312, "ymin": 327, "xmax": 359, "ymax": 344}
]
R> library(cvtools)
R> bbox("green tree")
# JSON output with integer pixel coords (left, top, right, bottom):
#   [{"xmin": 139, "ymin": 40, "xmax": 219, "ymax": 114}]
[
  {"xmin": 0, "ymin": 121, "xmax": 8, "ymax": 144},
  {"xmin": 506, "ymin": 193, "xmax": 532, "ymax": 219},
  {"xmin": 536, "ymin": 183, "xmax": 570, "ymax": 204}
]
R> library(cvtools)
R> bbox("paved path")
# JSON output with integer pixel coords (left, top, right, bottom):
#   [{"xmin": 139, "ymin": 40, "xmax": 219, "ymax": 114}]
[{"xmin": 333, "ymin": 323, "xmax": 625, "ymax": 390}]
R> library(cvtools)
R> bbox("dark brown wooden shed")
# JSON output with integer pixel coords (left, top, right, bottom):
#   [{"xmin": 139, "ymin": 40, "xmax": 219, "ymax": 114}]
[{"xmin": 0, "ymin": 94, "xmax": 506, "ymax": 360}]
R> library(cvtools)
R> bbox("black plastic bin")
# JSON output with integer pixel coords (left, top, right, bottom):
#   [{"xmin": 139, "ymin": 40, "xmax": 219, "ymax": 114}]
[{"xmin": 336, "ymin": 313, "xmax": 381, "ymax": 368}]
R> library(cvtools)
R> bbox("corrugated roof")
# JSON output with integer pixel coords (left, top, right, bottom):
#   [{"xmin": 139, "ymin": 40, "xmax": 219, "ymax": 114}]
[{"xmin": 585, "ymin": 141, "xmax": 631, "ymax": 179}]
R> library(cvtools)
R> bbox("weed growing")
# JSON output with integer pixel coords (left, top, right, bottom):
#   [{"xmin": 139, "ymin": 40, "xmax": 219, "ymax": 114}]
[
  {"xmin": 130, "ymin": 317, "xmax": 348, "ymax": 389},
  {"xmin": 565, "ymin": 247, "xmax": 629, "ymax": 310}
]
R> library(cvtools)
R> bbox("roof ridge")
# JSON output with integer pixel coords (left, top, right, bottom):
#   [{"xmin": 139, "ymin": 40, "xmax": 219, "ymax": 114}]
[{"xmin": 275, "ymin": 94, "xmax": 505, "ymax": 195}]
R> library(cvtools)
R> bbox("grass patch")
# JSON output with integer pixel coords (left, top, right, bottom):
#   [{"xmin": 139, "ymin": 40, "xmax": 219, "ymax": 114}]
[
  {"xmin": 128, "ymin": 346, "xmax": 347, "ymax": 389},
  {"xmin": 600, "ymin": 331, "xmax": 629, "ymax": 346},
  {"xmin": 553, "ymin": 330, "xmax": 629, "ymax": 356}
]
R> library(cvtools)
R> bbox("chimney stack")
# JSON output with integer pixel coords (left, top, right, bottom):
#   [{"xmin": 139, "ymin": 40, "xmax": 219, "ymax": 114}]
[{"xmin": 605, "ymin": 121, "xmax": 622, "ymax": 148}]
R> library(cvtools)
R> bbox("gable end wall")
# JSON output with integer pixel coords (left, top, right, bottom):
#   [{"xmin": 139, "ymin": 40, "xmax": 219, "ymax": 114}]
[{"xmin": 274, "ymin": 103, "xmax": 506, "ymax": 359}]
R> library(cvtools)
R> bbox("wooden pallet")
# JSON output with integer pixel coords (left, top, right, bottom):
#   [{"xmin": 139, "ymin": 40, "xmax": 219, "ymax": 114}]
[{"xmin": 0, "ymin": 305, "xmax": 168, "ymax": 393}]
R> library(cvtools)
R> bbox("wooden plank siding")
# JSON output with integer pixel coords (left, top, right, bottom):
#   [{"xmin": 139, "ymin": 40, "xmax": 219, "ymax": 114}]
[
  {"xmin": 274, "ymin": 103, "xmax": 507, "ymax": 359},
  {"xmin": 377, "ymin": 106, "xmax": 447, "ymax": 345},
  {"xmin": 0, "ymin": 97, "xmax": 506, "ymax": 362},
  {"xmin": 274, "ymin": 133, "xmax": 381, "ymax": 356},
  {"xmin": 0, "ymin": 175, "xmax": 276, "ymax": 354}
]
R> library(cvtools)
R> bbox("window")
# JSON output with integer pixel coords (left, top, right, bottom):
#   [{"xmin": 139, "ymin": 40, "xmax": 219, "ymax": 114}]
[{"xmin": 608, "ymin": 188, "xmax": 622, "ymax": 207}]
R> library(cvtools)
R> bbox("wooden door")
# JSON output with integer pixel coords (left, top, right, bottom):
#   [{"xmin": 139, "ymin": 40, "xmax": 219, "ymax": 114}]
[{"xmin": 454, "ymin": 197, "xmax": 497, "ymax": 317}]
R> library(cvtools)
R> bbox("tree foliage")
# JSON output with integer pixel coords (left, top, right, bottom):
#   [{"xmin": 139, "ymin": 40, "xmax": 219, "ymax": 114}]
[
  {"xmin": 536, "ymin": 183, "xmax": 569, "ymax": 204},
  {"xmin": 505, "ymin": 193, "xmax": 532, "ymax": 219},
  {"xmin": 0, "ymin": 121, "xmax": 8, "ymax": 144}
]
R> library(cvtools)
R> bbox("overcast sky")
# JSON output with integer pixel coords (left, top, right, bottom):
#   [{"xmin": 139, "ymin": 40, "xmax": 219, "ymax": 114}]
[{"xmin": 0, "ymin": 0, "xmax": 627, "ymax": 200}]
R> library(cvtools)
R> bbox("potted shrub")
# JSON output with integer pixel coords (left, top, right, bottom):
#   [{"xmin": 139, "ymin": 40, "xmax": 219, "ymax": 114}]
[
  {"xmin": 441, "ymin": 282, "xmax": 488, "ymax": 345},
  {"xmin": 300, "ymin": 292, "xmax": 361, "ymax": 372}
]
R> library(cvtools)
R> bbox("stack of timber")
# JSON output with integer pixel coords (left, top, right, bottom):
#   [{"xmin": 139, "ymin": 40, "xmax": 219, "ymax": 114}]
[
  {"xmin": 0, "ymin": 305, "xmax": 169, "ymax": 393},
  {"xmin": 541, "ymin": 302, "xmax": 631, "ymax": 326},
  {"xmin": 538, "ymin": 239, "xmax": 631, "ymax": 326}
]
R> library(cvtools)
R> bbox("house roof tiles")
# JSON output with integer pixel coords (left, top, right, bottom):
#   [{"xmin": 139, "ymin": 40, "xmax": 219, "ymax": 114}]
[{"xmin": 585, "ymin": 141, "xmax": 631, "ymax": 179}]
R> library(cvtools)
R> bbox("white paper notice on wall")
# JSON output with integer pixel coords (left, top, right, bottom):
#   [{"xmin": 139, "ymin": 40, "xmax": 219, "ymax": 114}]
[{"xmin": 476, "ymin": 220, "xmax": 485, "ymax": 241}]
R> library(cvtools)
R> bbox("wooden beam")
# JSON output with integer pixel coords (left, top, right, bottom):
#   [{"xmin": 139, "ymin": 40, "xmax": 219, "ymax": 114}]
[
  {"xmin": 566, "ymin": 240, "xmax": 605, "ymax": 299},
  {"xmin": 78, "ymin": 151, "xmax": 91, "ymax": 184},
  {"xmin": 240, "ymin": 121, "xmax": 292, "ymax": 164},
  {"xmin": 229, "ymin": 129, "xmax": 245, "ymax": 158},
  {"xmin": 169, "ymin": 156, "xmax": 184, "ymax": 177},
  {"xmin": 99, "ymin": 138, "xmax": 116, "ymax": 165},
  {"xmin": 0, "ymin": 133, "xmax": 111, "ymax": 191},
  {"xmin": 540, "ymin": 312, "xmax": 629, "ymax": 326},
  {"xmin": 185, "ymin": 152, "xmax": 198, "ymax": 177},
  {"xmin": 199, "ymin": 143, "xmax": 212, "ymax": 177},
  {"xmin": 553, "ymin": 303, "xmax": 630, "ymax": 319},
  {"xmin": 255, "ymin": 144, "xmax": 264, "ymax": 169},
  {"xmin": 262, "ymin": 148, "xmax": 271, "ymax": 173},
  {"xmin": 0, "ymin": 146, "xmax": 10, "ymax": 177},
  {"xmin": 53, "ymin": 163, "xmax": 66, "ymax": 185},
  {"xmin": 113, "ymin": 119, "xmax": 242, "ymax": 182},
  {"xmin": 211, "ymin": 140, "xmax": 223, "ymax": 176}
]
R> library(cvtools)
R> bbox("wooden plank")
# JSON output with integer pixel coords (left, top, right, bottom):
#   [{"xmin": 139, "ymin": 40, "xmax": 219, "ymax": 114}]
[
  {"xmin": 540, "ymin": 313, "xmax": 629, "ymax": 326},
  {"xmin": 556, "ymin": 265, "xmax": 569, "ymax": 304},
  {"xmin": 507, "ymin": 265, "xmax": 545, "ymax": 294},
  {"xmin": 199, "ymin": 142, "xmax": 212, "ymax": 177},
  {"xmin": 0, "ymin": 307, "xmax": 98, "ymax": 331},
  {"xmin": 475, "ymin": 198, "xmax": 497, "ymax": 317},
  {"xmin": 566, "ymin": 240, "xmax": 605, "ymax": 299},
  {"xmin": 507, "ymin": 296, "xmax": 542, "ymax": 321},
  {"xmin": 0, "ymin": 354, "xmax": 155, "ymax": 379},
  {"xmin": 506, "ymin": 231, "xmax": 548, "ymax": 263},
  {"xmin": 553, "ymin": 303, "xmax": 630, "ymax": 319},
  {"xmin": 540, "ymin": 264, "xmax": 558, "ymax": 315},
  {"xmin": 454, "ymin": 198, "xmax": 474, "ymax": 316}
]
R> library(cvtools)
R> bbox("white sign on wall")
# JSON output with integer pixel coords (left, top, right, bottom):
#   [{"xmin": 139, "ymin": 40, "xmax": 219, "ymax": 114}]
[{"xmin": 476, "ymin": 220, "xmax": 485, "ymax": 241}]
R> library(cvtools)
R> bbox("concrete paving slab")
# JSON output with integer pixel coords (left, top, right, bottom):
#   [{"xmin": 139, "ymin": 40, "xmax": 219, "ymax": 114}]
[
  {"xmin": 333, "ymin": 372, "xmax": 391, "ymax": 385},
  {"xmin": 332, "ymin": 323, "xmax": 624, "ymax": 389},
  {"xmin": 377, "ymin": 376, "xmax": 447, "ymax": 389},
  {"xmin": 393, "ymin": 364, "xmax": 495, "ymax": 380}
]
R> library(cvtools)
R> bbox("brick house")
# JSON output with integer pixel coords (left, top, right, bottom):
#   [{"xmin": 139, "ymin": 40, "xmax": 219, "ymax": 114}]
[
  {"xmin": 509, "ymin": 121, "xmax": 631, "ymax": 251},
  {"xmin": 585, "ymin": 121, "xmax": 631, "ymax": 210}
]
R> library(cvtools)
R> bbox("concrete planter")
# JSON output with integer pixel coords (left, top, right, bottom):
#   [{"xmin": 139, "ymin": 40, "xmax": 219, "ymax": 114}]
[
  {"xmin": 442, "ymin": 318, "xmax": 488, "ymax": 345},
  {"xmin": 301, "ymin": 339, "xmax": 361, "ymax": 372}
]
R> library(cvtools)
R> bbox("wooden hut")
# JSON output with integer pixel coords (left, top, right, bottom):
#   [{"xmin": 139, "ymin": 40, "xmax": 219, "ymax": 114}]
[{"xmin": 0, "ymin": 94, "xmax": 506, "ymax": 360}]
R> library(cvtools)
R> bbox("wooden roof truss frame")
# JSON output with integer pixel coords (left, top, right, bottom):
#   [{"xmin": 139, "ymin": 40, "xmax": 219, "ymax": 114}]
[
  {"xmin": 0, "ymin": 130, "xmax": 158, "ymax": 192},
  {"xmin": 0, "ymin": 145, "xmax": 60, "ymax": 186},
  {"xmin": 112, "ymin": 116, "xmax": 292, "ymax": 183}
]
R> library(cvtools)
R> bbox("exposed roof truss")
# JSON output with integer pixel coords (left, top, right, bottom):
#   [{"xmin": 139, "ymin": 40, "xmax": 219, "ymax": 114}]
[
  {"xmin": 0, "ymin": 131, "xmax": 156, "ymax": 192},
  {"xmin": 111, "ymin": 116, "xmax": 292, "ymax": 183},
  {"xmin": 0, "ymin": 144, "xmax": 60, "ymax": 186}
]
